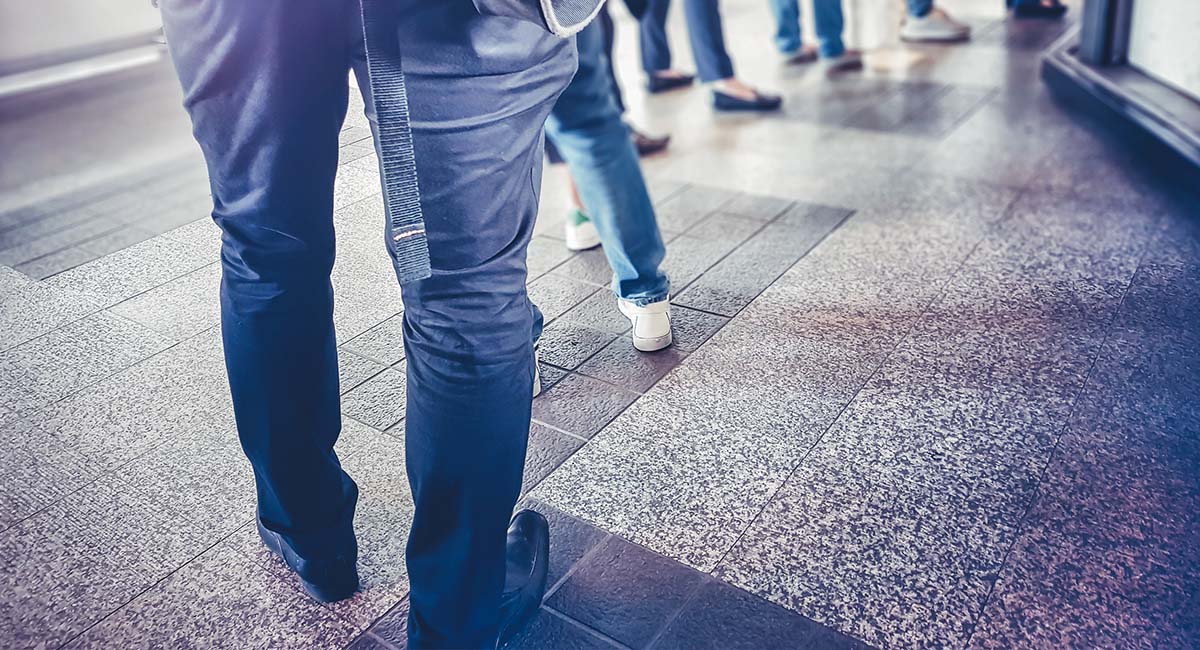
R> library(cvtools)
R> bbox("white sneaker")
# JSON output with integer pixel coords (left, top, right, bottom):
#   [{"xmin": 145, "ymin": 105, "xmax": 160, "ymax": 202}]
[
  {"xmin": 900, "ymin": 8, "xmax": 971, "ymax": 42},
  {"xmin": 564, "ymin": 209, "xmax": 601, "ymax": 251},
  {"xmin": 618, "ymin": 298, "xmax": 673, "ymax": 352}
]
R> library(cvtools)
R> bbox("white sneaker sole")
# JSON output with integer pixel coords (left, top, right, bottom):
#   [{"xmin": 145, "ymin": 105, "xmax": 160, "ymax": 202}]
[
  {"xmin": 564, "ymin": 223, "xmax": 601, "ymax": 251},
  {"xmin": 632, "ymin": 331, "xmax": 673, "ymax": 353}
]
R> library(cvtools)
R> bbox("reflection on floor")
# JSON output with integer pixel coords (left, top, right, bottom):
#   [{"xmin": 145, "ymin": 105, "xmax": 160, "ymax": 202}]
[{"xmin": 2, "ymin": 0, "xmax": 1199, "ymax": 648}]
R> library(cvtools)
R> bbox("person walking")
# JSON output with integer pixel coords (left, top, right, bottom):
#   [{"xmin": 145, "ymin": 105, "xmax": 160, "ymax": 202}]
[
  {"xmin": 597, "ymin": 0, "xmax": 674, "ymax": 155},
  {"xmin": 900, "ymin": 0, "xmax": 972, "ymax": 42},
  {"xmin": 769, "ymin": 0, "xmax": 863, "ymax": 74},
  {"xmin": 546, "ymin": 20, "xmax": 674, "ymax": 352},
  {"xmin": 158, "ymin": 0, "xmax": 599, "ymax": 647}
]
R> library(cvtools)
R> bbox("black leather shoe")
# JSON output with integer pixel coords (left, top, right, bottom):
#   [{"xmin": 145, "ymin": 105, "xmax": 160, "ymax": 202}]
[
  {"xmin": 495, "ymin": 510, "xmax": 550, "ymax": 649},
  {"xmin": 1012, "ymin": 0, "xmax": 1067, "ymax": 17},
  {"xmin": 257, "ymin": 519, "xmax": 360, "ymax": 603},
  {"xmin": 647, "ymin": 73, "xmax": 695, "ymax": 94},
  {"xmin": 628, "ymin": 124, "xmax": 671, "ymax": 156},
  {"xmin": 712, "ymin": 89, "xmax": 783, "ymax": 112}
]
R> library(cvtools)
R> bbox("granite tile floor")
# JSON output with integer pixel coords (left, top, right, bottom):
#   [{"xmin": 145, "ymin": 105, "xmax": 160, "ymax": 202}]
[{"xmin": 3, "ymin": 0, "xmax": 1200, "ymax": 648}]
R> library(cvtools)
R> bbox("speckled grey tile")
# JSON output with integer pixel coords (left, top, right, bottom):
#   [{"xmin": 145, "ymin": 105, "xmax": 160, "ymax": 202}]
[
  {"xmin": 675, "ymin": 216, "xmax": 847, "ymax": 317},
  {"xmin": 160, "ymin": 216, "xmax": 223, "ymax": 259},
  {"xmin": 536, "ymin": 320, "xmax": 616, "ymax": 371},
  {"xmin": 528, "ymin": 274, "xmax": 599, "ymax": 322},
  {"xmin": 14, "ymin": 245, "xmax": 99, "ymax": 280},
  {"xmin": 716, "ymin": 194, "xmax": 793, "ymax": 221},
  {"xmin": 68, "ymin": 544, "xmax": 357, "ymax": 650},
  {"xmin": 0, "ymin": 266, "xmax": 103, "ymax": 351},
  {"xmin": 560, "ymin": 290, "xmax": 628, "ymax": 335},
  {"xmin": 522, "ymin": 423, "xmax": 585, "ymax": 495},
  {"xmin": 0, "ymin": 475, "xmax": 210, "ymax": 648},
  {"xmin": 547, "ymin": 535, "xmax": 705, "ymax": 649},
  {"xmin": 653, "ymin": 185, "xmax": 737, "ymax": 233},
  {"xmin": 651, "ymin": 579, "xmax": 871, "ymax": 650},
  {"xmin": 42, "ymin": 235, "xmax": 214, "ymax": 307},
  {"xmin": 537, "ymin": 362, "xmax": 569, "ymax": 391},
  {"xmin": 0, "ymin": 419, "xmax": 98, "ymax": 531},
  {"xmin": 506, "ymin": 609, "xmax": 622, "ymax": 649},
  {"xmin": 684, "ymin": 211, "xmax": 766, "ymax": 245},
  {"xmin": 108, "ymin": 262, "xmax": 222, "ymax": 341},
  {"xmin": 555, "ymin": 248, "xmax": 613, "ymax": 287},
  {"xmin": 340, "ymin": 349, "xmax": 386, "ymax": 394},
  {"xmin": 667, "ymin": 305, "xmax": 727, "ymax": 354},
  {"xmin": 645, "ymin": 177, "xmax": 687, "ymax": 206},
  {"xmin": 530, "ymin": 373, "xmax": 638, "ymax": 439},
  {"xmin": 342, "ymin": 364, "xmax": 407, "ymax": 430},
  {"xmin": 0, "ymin": 311, "xmax": 174, "ymax": 416},
  {"xmin": 527, "ymin": 234, "xmax": 574, "ymax": 278},
  {"xmin": 334, "ymin": 155, "xmax": 383, "ymax": 210},
  {"xmin": 577, "ymin": 337, "xmax": 686, "ymax": 393},
  {"xmin": 661, "ymin": 234, "xmax": 742, "ymax": 291},
  {"xmin": 34, "ymin": 328, "xmax": 235, "ymax": 470},
  {"xmin": 343, "ymin": 314, "xmax": 407, "ymax": 366}
]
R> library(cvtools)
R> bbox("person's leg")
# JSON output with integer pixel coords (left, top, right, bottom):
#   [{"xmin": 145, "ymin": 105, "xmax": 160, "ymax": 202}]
[
  {"xmin": 640, "ymin": 0, "xmax": 674, "ymax": 74},
  {"xmin": 768, "ymin": 0, "xmax": 804, "ymax": 55},
  {"xmin": 907, "ymin": 0, "xmax": 933, "ymax": 17},
  {"xmin": 812, "ymin": 0, "xmax": 846, "ymax": 58},
  {"xmin": 546, "ymin": 23, "xmax": 668, "ymax": 308},
  {"xmin": 681, "ymin": 0, "xmax": 735, "ymax": 82},
  {"xmin": 598, "ymin": 3, "xmax": 627, "ymax": 114},
  {"xmin": 160, "ymin": 0, "xmax": 358, "ymax": 582},
  {"xmin": 352, "ymin": 4, "xmax": 575, "ymax": 647}
]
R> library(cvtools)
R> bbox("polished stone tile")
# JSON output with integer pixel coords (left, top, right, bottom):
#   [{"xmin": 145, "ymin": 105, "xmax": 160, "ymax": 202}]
[
  {"xmin": 0, "ymin": 311, "xmax": 174, "ymax": 416},
  {"xmin": 340, "ymin": 349, "xmax": 387, "ymax": 395},
  {"xmin": 530, "ymin": 373, "xmax": 638, "ymax": 439},
  {"xmin": 651, "ymin": 579, "xmax": 870, "ymax": 650},
  {"xmin": 505, "ymin": 609, "xmax": 622, "ymax": 650},
  {"xmin": 523, "ymin": 423, "xmax": 585, "ymax": 495},
  {"xmin": 561, "ymin": 289, "xmax": 630, "ymax": 335},
  {"xmin": 653, "ymin": 184, "xmax": 738, "ymax": 233},
  {"xmin": 577, "ymin": 337, "xmax": 686, "ymax": 393},
  {"xmin": 0, "ymin": 419, "xmax": 98, "ymax": 531},
  {"xmin": 160, "ymin": 215, "xmax": 223, "ymax": 259},
  {"xmin": 0, "ymin": 475, "xmax": 210, "ymax": 648},
  {"xmin": 334, "ymin": 156, "xmax": 383, "ymax": 211},
  {"xmin": 715, "ymin": 193, "xmax": 793, "ymax": 221},
  {"xmin": 547, "ymin": 535, "xmax": 705, "ymax": 649},
  {"xmin": 366, "ymin": 599, "xmax": 410, "ymax": 650},
  {"xmin": 555, "ymin": 247, "xmax": 614, "ymax": 287},
  {"xmin": 683, "ymin": 211, "xmax": 765, "ymax": 244},
  {"xmin": 529, "ymin": 274, "xmax": 600, "ymax": 322},
  {"xmin": 536, "ymin": 320, "xmax": 617, "ymax": 371},
  {"xmin": 529, "ymin": 500, "xmax": 611, "ymax": 589},
  {"xmin": 661, "ymin": 234, "xmax": 743, "ymax": 291},
  {"xmin": 537, "ymin": 362, "xmax": 570, "ymax": 391},
  {"xmin": 68, "ymin": 544, "xmax": 357, "ymax": 649},
  {"xmin": 42, "ymin": 235, "xmax": 214, "ymax": 307},
  {"xmin": 108, "ymin": 262, "xmax": 221, "ymax": 341},
  {"xmin": 342, "ymin": 364, "xmax": 408, "ymax": 430},
  {"xmin": 527, "ymin": 234, "xmax": 574, "ymax": 279},
  {"xmin": 667, "ymin": 305, "xmax": 728, "ymax": 353},
  {"xmin": 34, "ymin": 328, "xmax": 235, "ymax": 470},
  {"xmin": 343, "ymin": 313, "xmax": 407, "ymax": 366}
]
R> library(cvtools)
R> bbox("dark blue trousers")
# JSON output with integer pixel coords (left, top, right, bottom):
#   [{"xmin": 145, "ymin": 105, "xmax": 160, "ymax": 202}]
[
  {"xmin": 640, "ymin": 0, "xmax": 735, "ymax": 82},
  {"xmin": 160, "ymin": 1, "xmax": 574, "ymax": 647}
]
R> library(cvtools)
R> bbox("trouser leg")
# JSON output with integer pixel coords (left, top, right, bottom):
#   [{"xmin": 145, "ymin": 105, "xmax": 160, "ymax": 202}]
[
  {"xmin": 598, "ymin": 4, "xmax": 628, "ymax": 114},
  {"xmin": 681, "ymin": 0, "xmax": 736, "ymax": 81},
  {"xmin": 812, "ymin": 0, "xmax": 847, "ymax": 57},
  {"xmin": 350, "ymin": 3, "xmax": 575, "ymax": 647},
  {"xmin": 640, "ymin": 0, "xmax": 674, "ymax": 73},
  {"xmin": 907, "ymin": 0, "xmax": 933, "ymax": 17},
  {"xmin": 546, "ymin": 24, "xmax": 669, "ymax": 306},
  {"xmin": 160, "ymin": 0, "xmax": 357, "ymax": 559},
  {"xmin": 768, "ymin": 0, "xmax": 804, "ymax": 54}
]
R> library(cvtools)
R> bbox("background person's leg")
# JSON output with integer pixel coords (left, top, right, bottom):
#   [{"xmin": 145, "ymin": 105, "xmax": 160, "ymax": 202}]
[
  {"xmin": 160, "ymin": 0, "xmax": 357, "ymax": 562},
  {"xmin": 681, "ymin": 0, "xmax": 736, "ymax": 81},
  {"xmin": 812, "ymin": 0, "xmax": 847, "ymax": 57},
  {"xmin": 546, "ymin": 23, "xmax": 669, "ymax": 306},
  {"xmin": 352, "ymin": 3, "xmax": 575, "ymax": 647},
  {"xmin": 907, "ymin": 0, "xmax": 933, "ymax": 17},
  {"xmin": 598, "ymin": 4, "xmax": 628, "ymax": 114},
  {"xmin": 640, "ymin": 0, "xmax": 675, "ymax": 74},
  {"xmin": 768, "ymin": 0, "xmax": 804, "ymax": 55}
]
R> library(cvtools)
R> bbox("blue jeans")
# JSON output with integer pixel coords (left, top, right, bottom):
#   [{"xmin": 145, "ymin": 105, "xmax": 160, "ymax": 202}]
[
  {"xmin": 160, "ymin": 0, "xmax": 574, "ymax": 647},
  {"xmin": 908, "ymin": 0, "xmax": 933, "ymax": 17},
  {"xmin": 769, "ymin": 0, "xmax": 847, "ymax": 57},
  {"xmin": 546, "ymin": 23, "xmax": 670, "ymax": 307},
  {"xmin": 641, "ymin": 0, "xmax": 735, "ymax": 82}
]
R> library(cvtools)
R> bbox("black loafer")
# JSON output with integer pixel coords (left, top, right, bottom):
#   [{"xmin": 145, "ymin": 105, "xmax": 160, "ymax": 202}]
[
  {"xmin": 257, "ymin": 519, "xmax": 360, "ymax": 603},
  {"xmin": 496, "ymin": 510, "xmax": 550, "ymax": 649},
  {"xmin": 713, "ymin": 89, "xmax": 783, "ymax": 112},
  {"xmin": 628, "ymin": 124, "xmax": 671, "ymax": 156},
  {"xmin": 1013, "ymin": 0, "xmax": 1067, "ymax": 17},
  {"xmin": 647, "ymin": 73, "xmax": 695, "ymax": 94}
]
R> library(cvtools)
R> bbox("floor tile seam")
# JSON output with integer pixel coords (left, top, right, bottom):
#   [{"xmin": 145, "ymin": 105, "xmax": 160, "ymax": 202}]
[
  {"xmin": 663, "ymin": 207, "xmax": 779, "ymax": 297},
  {"xmin": 0, "ymin": 218, "xmax": 132, "ymax": 268},
  {"xmin": 0, "ymin": 294, "xmax": 110, "ymax": 355},
  {"xmin": 706, "ymin": 197, "xmax": 1013, "ymax": 575},
  {"xmin": 543, "ymin": 530, "xmax": 615, "ymax": 598},
  {"xmin": 54, "ymin": 516, "xmax": 250, "ymax": 649},
  {"xmin": 530, "ymin": 418, "xmax": 591, "ymax": 444},
  {"xmin": 540, "ymin": 605, "xmax": 636, "ymax": 650},
  {"xmin": 920, "ymin": 86, "xmax": 1001, "ymax": 140},
  {"xmin": 339, "ymin": 360, "xmax": 394, "ymax": 396},
  {"xmin": 958, "ymin": 232, "xmax": 1153, "ymax": 648},
  {"xmin": 547, "ymin": 267, "xmax": 609, "ymax": 290},
  {"xmin": 640, "ymin": 573, "xmax": 714, "ymax": 650}
]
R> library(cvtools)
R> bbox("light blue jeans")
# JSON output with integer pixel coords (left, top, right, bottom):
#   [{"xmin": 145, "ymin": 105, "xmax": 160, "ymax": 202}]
[
  {"xmin": 908, "ymin": 0, "xmax": 933, "ymax": 17},
  {"xmin": 769, "ymin": 0, "xmax": 847, "ymax": 57},
  {"xmin": 545, "ymin": 23, "xmax": 670, "ymax": 307}
]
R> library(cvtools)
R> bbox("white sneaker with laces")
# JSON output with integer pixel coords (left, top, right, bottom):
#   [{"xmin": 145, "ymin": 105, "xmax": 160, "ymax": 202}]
[
  {"xmin": 564, "ymin": 209, "xmax": 601, "ymax": 251},
  {"xmin": 618, "ymin": 298, "xmax": 672, "ymax": 352},
  {"xmin": 900, "ymin": 8, "xmax": 971, "ymax": 42}
]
